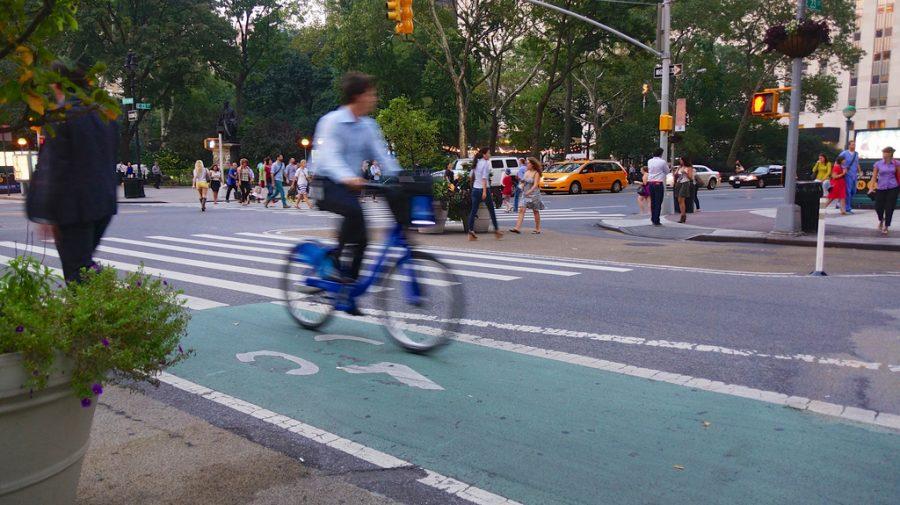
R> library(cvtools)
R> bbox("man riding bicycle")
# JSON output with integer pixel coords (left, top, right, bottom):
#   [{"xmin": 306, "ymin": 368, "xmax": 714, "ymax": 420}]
[{"xmin": 311, "ymin": 72, "xmax": 401, "ymax": 293}]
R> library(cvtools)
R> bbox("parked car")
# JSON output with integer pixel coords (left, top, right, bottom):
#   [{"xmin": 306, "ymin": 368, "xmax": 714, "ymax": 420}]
[
  {"xmin": 540, "ymin": 159, "xmax": 627, "ymax": 194},
  {"xmin": 729, "ymin": 165, "xmax": 784, "ymax": 188},
  {"xmin": 664, "ymin": 164, "xmax": 721, "ymax": 190}
]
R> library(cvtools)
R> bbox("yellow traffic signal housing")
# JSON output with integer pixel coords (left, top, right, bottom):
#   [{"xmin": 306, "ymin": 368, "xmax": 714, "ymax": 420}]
[
  {"xmin": 751, "ymin": 91, "xmax": 778, "ymax": 116},
  {"xmin": 659, "ymin": 113, "xmax": 674, "ymax": 132},
  {"xmin": 395, "ymin": 0, "xmax": 413, "ymax": 35}
]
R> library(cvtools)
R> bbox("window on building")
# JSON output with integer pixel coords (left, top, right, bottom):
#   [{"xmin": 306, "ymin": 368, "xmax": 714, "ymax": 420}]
[
  {"xmin": 816, "ymin": 123, "xmax": 824, "ymax": 127},
  {"xmin": 869, "ymin": 0, "xmax": 893, "ymax": 107},
  {"xmin": 868, "ymin": 120, "xmax": 887, "ymax": 129}
]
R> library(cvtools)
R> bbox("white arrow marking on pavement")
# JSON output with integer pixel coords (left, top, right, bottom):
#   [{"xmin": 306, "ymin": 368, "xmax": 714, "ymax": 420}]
[
  {"xmin": 336, "ymin": 362, "xmax": 444, "ymax": 390},
  {"xmin": 235, "ymin": 350, "xmax": 320, "ymax": 376},
  {"xmin": 314, "ymin": 334, "xmax": 384, "ymax": 345}
]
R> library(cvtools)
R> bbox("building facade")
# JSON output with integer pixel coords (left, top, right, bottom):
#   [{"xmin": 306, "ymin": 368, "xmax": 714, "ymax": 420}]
[{"xmin": 799, "ymin": 0, "xmax": 900, "ymax": 145}]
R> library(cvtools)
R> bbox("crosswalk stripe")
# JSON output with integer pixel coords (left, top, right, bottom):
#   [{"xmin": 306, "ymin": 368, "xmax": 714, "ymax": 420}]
[
  {"xmin": 0, "ymin": 242, "xmax": 284, "ymax": 299},
  {"xmin": 236, "ymin": 232, "xmax": 632, "ymax": 273},
  {"xmin": 104, "ymin": 237, "xmax": 515, "ymax": 282},
  {"xmin": 0, "ymin": 250, "xmax": 230, "ymax": 310},
  {"xmin": 195, "ymin": 234, "xmax": 576, "ymax": 277}
]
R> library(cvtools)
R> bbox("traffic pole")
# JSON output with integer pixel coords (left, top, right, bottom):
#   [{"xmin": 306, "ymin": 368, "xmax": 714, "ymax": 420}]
[
  {"xmin": 218, "ymin": 133, "xmax": 224, "ymax": 170},
  {"xmin": 810, "ymin": 196, "xmax": 827, "ymax": 276},
  {"xmin": 659, "ymin": 0, "xmax": 675, "ymax": 216}
]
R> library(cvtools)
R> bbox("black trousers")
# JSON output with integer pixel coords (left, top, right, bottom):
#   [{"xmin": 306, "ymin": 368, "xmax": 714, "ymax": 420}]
[
  {"xmin": 649, "ymin": 182, "xmax": 664, "ymax": 224},
  {"xmin": 875, "ymin": 186, "xmax": 899, "ymax": 228},
  {"xmin": 319, "ymin": 179, "xmax": 367, "ymax": 279},
  {"xmin": 692, "ymin": 182, "xmax": 700, "ymax": 210},
  {"xmin": 225, "ymin": 183, "xmax": 241, "ymax": 202},
  {"xmin": 54, "ymin": 216, "xmax": 112, "ymax": 284},
  {"xmin": 239, "ymin": 181, "xmax": 252, "ymax": 202}
]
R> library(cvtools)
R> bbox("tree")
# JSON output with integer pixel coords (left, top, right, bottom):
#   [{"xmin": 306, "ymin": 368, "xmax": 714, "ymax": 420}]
[{"xmin": 376, "ymin": 97, "xmax": 440, "ymax": 169}]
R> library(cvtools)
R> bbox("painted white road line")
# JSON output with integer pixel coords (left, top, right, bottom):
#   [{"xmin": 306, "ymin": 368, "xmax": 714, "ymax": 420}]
[
  {"xmin": 0, "ymin": 243, "xmax": 284, "ymax": 299},
  {"xmin": 0, "ymin": 252, "xmax": 227, "ymax": 310},
  {"xmin": 104, "ymin": 237, "xmax": 516, "ymax": 282},
  {"xmin": 157, "ymin": 372, "xmax": 523, "ymax": 505},
  {"xmin": 363, "ymin": 308, "xmax": 898, "ymax": 375}
]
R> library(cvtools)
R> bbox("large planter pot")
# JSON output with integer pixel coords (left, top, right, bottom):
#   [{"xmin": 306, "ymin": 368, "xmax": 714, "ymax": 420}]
[
  {"xmin": 775, "ymin": 34, "xmax": 821, "ymax": 58},
  {"xmin": 419, "ymin": 204, "xmax": 448, "ymax": 234},
  {"xmin": 473, "ymin": 205, "xmax": 492, "ymax": 233},
  {"xmin": 0, "ymin": 353, "xmax": 96, "ymax": 505}
]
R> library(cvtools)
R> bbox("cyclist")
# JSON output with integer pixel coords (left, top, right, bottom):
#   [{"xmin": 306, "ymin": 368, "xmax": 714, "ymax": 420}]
[{"xmin": 311, "ymin": 72, "xmax": 401, "ymax": 294}]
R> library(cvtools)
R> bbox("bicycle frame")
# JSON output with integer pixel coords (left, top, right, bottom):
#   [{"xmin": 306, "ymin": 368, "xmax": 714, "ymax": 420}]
[{"xmin": 301, "ymin": 222, "xmax": 418, "ymax": 311}]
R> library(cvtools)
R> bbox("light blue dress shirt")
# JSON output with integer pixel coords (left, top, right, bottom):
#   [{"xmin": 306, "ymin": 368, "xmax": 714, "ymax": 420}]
[{"xmin": 310, "ymin": 106, "xmax": 401, "ymax": 182}]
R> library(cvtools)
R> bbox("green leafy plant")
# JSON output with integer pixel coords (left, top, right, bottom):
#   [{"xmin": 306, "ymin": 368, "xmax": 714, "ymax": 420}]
[
  {"xmin": 432, "ymin": 178, "xmax": 450, "ymax": 209},
  {"xmin": 0, "ymin": 256, "xmax": 191, "ymax": 406}
]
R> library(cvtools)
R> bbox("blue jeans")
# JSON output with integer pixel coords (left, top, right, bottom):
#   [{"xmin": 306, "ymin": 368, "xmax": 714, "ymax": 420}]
[
  {"xmin": 649, "ymin": 182, "xmax": 664, "ymax": 224},
  {"xmin": 267, "ymin": 181, "xmax": 286, "ymax": 206},
  {"xmin": 468, "ymin": 189, "xmax": 499, "ymax": 232},
  {"xmin": 513, "ymin": 186, "xmax": 522, "ymax": 212},
  {"xmin": 845, "ymin": 176, "xmax": 857, "ymax": 211}
]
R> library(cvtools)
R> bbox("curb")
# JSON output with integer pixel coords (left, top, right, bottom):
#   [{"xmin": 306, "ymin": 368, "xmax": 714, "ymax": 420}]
[{"xmin": 688, "ymin": 231, "xmax": 900, "ymax": 252}]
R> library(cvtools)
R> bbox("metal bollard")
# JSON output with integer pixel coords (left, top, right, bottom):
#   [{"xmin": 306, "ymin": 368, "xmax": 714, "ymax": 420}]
[{"xmin": 810, "ymin": 197, "xmax": 827, "ymax": 276}]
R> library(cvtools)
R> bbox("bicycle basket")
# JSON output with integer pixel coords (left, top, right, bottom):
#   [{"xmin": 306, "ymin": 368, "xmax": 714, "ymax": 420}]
[{"xmin": 398, "ymin": 175, "xmax": 436, "ymax": 227}]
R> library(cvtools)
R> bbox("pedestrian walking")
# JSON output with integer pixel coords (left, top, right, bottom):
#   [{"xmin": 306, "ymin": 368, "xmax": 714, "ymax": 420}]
[
  {"xmin": 266, "ymin": 155, "xmax": 288, "ymax": 208},
  {"xmin": 225, "ymin": 161, "xmax": 240, "ymax": 203},
  {"xmin": 870, "ymin": 146, "xmax": 900, "ymax": 235},
  {"xmin": 811, "ymin": 154, "xmax": 831, "ymax": 182},
  {"xmin": 259, "ymin": 157, "xmax": 271, "ymax": 204},
  {"xmin": 151, "ymin": 162, "xmax": 161, "ymax": 188},
  {"xmin": 294, "ymin": 159, "xmax": 313, "ymax": 209},
  {"xmin": 501, "ymin": 168, "xmax": 514, "ymax": 212},
  {"xmin": 635, "ymin": 166, "xmax": 650, "ymax": 214},
  {"xmin": 691, "ymin": 163, "xmax": 702, "ymax": 213},
  {"xmin": 209, "ymin": 164, "xmax": 222, "ymax": 204},
  {"xmin": 508, "ymin": 157, "xmax": 544, "ymax": 234},
  {"xmin": 140, "ymin": 163, "xmax": 148, "ymax": 179},
  {"xmin": 238, "ymin": 158, "xmax": 254, "ymax": 206},
  {"xmin": 647, "ymin": 147, "xmax": 669, "ymax": 225},
  {"xmin": 444, "ymin": 161, "xmax": 456, "ymax": 190},
  {"xmin": 839, "ymin": 140, "xmax": 860, "ymax": 213},
  {"xmin": 125, "ymin": 161, "xmax": 134, "ymax": 178},
  {"xmin": 25, "ymin": 61, "xmax": 118, "ymax": 284},
  {"xmin": 467, "ymin": 147, "xmax": 502, "ymax": 241},
  {"xmin": 822, "ymin": 154, "xmax": 847, "ymax": 215},
  {"xmin": 285, "ymin": 157, "xmax": 298, "ymax": 204},
  {"xmin": 674, "ymin": 156, "xmax": 694, "ymax": 223},
  {"xmin": 513, "ymin": 158, "xmax": 526, "ymax": 212},
  {"xmin": 192, "ymin": 160, "xmax": 210, "ymax": 211}
]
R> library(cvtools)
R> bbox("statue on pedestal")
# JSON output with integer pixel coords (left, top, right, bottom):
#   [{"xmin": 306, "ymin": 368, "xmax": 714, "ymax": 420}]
[{"xmin": 217, "ymin": 101, "xmax": 239, "ymax": 143}]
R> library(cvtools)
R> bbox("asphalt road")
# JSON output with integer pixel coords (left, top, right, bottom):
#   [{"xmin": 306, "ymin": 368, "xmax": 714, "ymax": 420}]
[{"xmin": 1, "ymin": 186, "xmax": 897, "ymax": 505}]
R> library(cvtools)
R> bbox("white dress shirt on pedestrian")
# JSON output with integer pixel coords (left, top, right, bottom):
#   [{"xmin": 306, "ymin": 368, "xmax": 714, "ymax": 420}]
[
  {"xmin": 647, "ymin": 156, "xmax": 669, "ymax": 182},
  {"xmin": 472, "ymin": 159, "xmax": 491, "ymax": 189}
]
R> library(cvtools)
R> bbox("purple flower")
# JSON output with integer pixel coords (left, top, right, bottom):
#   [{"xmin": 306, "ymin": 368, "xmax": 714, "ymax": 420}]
[
  {"xmin": 178, "ymin": 345, "xmax": 184, "ymax": 354},
  {"xmin": 91, "ymin": 383, "xmax": 103, "ymax": 396},
  {"xmin": 81, "ymin": 398, "xmax": 92, "ymax": 408},
  {"xmin": 15, "ymin": 325, "xmax": 24, "ymax": 333},
  {"xmin": 163, "ymin": 280, "xmax": 168, "ymax": 286},
  {"xmin": 135, "ymin": 280, "xmax": 142, "ymax": 288},
  {"xmin": 101, "ymin": 338, "xmax": 110, "ymax": 347},
  {"xmin": 90, "ymin": 263, "xmax": 102, "ymax": 272}
]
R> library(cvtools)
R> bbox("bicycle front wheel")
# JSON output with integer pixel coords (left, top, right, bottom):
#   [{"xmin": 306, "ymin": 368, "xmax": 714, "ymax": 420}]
[
  {"xmin": 282, "ymin": 243, "xmax": 336, "ymax": 330},
  {"xmin": 375, "ymin": 251, "xmax": 463, "ymax": 353}
]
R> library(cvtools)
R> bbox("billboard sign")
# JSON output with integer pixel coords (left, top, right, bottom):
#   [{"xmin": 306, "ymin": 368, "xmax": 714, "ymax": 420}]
[{"xmin": 853, "ymin": 128, "xmax": 900, "ymax": 159}]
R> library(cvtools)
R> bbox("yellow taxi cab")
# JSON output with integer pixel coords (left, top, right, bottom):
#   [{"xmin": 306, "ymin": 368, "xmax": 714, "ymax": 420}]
[{"xmin": 540, "ymin": 159, "xmax": 628, "ymax": 194}]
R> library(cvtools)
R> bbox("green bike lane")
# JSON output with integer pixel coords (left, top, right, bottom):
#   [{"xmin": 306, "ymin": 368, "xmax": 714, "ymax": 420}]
[{"xmin": 170, "ymin": 303, "xmax": 900, "ymax": 504}]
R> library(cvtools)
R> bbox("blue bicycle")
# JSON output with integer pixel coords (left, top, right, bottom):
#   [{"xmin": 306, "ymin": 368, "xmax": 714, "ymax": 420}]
[{"xmin": 282, "ymin": 183, "xmax": 463, "ymax": 353}]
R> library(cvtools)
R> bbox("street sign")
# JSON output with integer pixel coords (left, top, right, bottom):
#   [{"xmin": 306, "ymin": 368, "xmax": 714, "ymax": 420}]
[
  {"xmin": 137, "ymin": 103, "xmax": 151, "ymax": 110},
  {"xmin": 674, "ymin": 98, "xmax": 687, "ymax": 132},
  {"xmin": 654, "ymin": 63, "xmax": 682, "ymax": 79},
  {"xmin": 122, "ymin": 97, "xmax": 134, "ymax": 105},
  {"xmin": 127, "ymin": 110, "xmax": 138, "ymax": 122},
  {"xmin": 806, "ymin": 0, "xmax": 822, "ymax": 13}
]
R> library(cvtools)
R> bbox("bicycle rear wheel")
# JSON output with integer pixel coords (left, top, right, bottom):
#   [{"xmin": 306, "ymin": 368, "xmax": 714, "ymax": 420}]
[
  {"xmin": 282, "ymin": 243, "xmax": 336, "ymax": 330},
  {"xmin": 375, "ymin": 250, "xmax": 463, "ymax": 352}
]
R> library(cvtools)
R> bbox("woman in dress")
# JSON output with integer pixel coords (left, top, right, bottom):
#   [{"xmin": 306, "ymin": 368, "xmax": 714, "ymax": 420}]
[
  {"xmin": 293, "ymin": 159, "xmax": 313, "ymax": 210},
  {"xmin": 192, "ymin": 160, "xmax": 210, "ymax": 212},
  {"xmin": 870, "ymin": 146, "xmax": 900, "ymax": 235},
  {"xmin": 635, "ymin": 166, "xmax": 650, "ymax": 214},
  {"xmin": 823, "ymin": 154, "xmax": 847, "ymax": 215},
  {"xmin": 466, "ymin": 147, "xmax": 502, "ymax": 241},
  {"xmin": 508, "ymin": 157, "xmax": 544, "ymax": 234},
  {"xmin": 208, "ymin": 164, "xmax": 222, "ymax": 205},
  {"xmin": 674, "ymin": 156, "xmax": 694, "ymax": 223}
]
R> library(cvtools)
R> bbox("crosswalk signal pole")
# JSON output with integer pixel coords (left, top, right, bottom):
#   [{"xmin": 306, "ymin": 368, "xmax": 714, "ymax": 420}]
[{"xmin": 659, "ymin": 0, "xmax": 675, "ymax": 216}]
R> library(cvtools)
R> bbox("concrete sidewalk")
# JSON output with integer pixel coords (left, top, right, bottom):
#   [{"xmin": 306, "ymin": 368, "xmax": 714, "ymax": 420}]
[
  {"xmin": 77, "ymin": 385, "xmax": 398, "ymax": 505},
  {"xmin": 0, "ymin": 185, "xmax": 201, "ymax": 204},
  {"xmin": 598, "ymin": 208, "xmax": 900, "ymax": 251}
]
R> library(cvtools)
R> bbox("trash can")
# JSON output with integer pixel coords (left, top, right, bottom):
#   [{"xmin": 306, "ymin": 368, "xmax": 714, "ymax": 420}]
[
  {"xmin": 123, "ymin": 178, "xmax": 145, "ymax": 198},
  {"xmin": 796, "ymin": 181, "xmax": 823, "ymax": 233}
]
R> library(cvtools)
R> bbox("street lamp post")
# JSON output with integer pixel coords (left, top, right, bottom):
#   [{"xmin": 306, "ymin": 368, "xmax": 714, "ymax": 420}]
[
  {"xmin": 301, "ymin": 138, "xmax": 310, "ymax": 160},
  {"xmin": 842, "ymin": 105, "xmax": 856, "ymax": 150}
]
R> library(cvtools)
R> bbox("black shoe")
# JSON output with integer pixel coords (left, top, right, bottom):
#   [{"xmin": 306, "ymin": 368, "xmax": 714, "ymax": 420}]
[{"xmin": 345, "ymin": 306, "xmax": 364, "ymax": 316}]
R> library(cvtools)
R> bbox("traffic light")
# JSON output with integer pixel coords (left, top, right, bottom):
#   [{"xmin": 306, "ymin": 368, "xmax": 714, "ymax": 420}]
[
  {"xmin": 387, "ymin": 0, "xmax": 413, "ymax": 35},
  {"xmin": 751, "ymin": 91, "xmax": 778, "ymax": 116},
  {"xmin": 659, "ymin": 114, "xmax": 673, "ymax": 132}
]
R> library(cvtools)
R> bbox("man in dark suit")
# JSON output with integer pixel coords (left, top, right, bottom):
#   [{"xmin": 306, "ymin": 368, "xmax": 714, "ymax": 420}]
[{"xmin": 26, "ymin": 62, "xmax": 118, "ymax": 283}]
